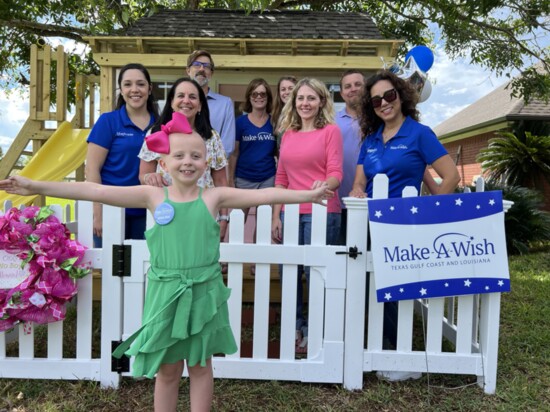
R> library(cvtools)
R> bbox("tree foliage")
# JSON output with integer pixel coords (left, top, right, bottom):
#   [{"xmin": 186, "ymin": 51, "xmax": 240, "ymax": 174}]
[{"xmin": 0, "ymin": 0, "xmax": 549, "ymax": 103}]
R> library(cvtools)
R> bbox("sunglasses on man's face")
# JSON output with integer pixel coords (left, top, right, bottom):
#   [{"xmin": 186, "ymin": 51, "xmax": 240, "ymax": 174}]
[
  {"xmin": 251, "ymin": 91, "xmax": 267, "ymax": 99},
  {"xmin": 370, "ymin": 88, "xmax": 398, "ymax": 108},
  {"xmin": 189, "ymin": 61, "xmax": 213, "ymax": 70}
]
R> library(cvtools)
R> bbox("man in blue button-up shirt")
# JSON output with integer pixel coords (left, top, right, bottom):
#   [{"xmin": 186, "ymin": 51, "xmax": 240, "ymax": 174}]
[
  {"xmin": 335, "ymin": 69, "xmax": 365, "ymax": 244},
  {"xmin": 186, "ymin": 50, "xmax": 236, "ymax": 157}
]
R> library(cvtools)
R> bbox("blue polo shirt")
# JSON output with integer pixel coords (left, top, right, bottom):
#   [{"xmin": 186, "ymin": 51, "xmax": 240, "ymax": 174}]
[
  {"xmin": 336, "ymin": 108, "xmax": 362, "ymax": 208},
  {"xmin": 357, "ymin": 116, "xmax": 447, "ymax": 198},
  {"xmin": 87, "ymin": 105, "xmax": 155, "ymax": 216},
  {"xmin": 235, "ymin": 114, "xmax": 276, "ymax": 181}
]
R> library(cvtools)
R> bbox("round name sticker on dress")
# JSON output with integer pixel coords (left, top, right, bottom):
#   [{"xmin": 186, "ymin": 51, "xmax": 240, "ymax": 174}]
[{"xmin": 154, "ymin": 202, "xmax": 175, "ymax": 225}]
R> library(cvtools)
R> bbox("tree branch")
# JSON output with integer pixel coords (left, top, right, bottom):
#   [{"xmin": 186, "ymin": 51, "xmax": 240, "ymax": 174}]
[{"xmin": 0, "ymin": 19, "xmax": 89, "ymax": 42}]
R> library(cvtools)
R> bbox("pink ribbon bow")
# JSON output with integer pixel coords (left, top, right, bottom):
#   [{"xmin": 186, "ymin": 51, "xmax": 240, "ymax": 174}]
[{"xmin": 145, "ymin": 112, "xmax": 193, "ymax": 154}]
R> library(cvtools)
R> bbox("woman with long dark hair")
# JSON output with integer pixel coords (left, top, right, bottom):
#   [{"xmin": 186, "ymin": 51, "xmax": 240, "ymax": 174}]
[
  {"xmin": 138, "ymin": 77, "xmax": 229, "ymax": 233},
  {"xmin": 86, "ymin": 63, "xmax": 158, "ymax": 247},
  {"xmin": 350, "ymin": 70, "xmax": 459, "ymax": 382}
]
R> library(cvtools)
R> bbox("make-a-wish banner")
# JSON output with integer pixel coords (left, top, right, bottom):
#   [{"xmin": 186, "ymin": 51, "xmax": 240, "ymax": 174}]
[{"xmin": 368, "ymin": 191, "xmax": 510, "ymax": 302}]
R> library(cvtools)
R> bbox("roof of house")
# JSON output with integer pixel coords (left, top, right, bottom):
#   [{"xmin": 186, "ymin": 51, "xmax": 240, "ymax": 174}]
[
  {"xmin": 434, "ymin": 72, "xmax": 550, "ymax": 139},
  {"xmin": 123, "ymin": 9, "xmax": 384, "ymax": 40}
]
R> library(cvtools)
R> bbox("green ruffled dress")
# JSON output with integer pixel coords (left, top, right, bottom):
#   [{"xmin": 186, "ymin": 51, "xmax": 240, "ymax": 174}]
[{"xmin": 112, "ymin": 188, "xmax": 237, "ymax": 378}]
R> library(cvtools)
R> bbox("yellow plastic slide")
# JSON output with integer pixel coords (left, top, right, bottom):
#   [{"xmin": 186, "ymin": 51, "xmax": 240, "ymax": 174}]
[{"xmin": 0, "ymin": 122, "xmax": 89, "ymax": 206}]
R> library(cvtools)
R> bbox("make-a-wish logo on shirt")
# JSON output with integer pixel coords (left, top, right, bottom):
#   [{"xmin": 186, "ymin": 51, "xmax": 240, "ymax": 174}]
[
  {"xmin": 258, "ymin": 132, "xmax": 275, "ymax": 141},
  {"xmin": 389, "ymin": 144, "xmax": 408, "ymax": 150},
  {"xmin": 367, "ymin": 148, "xmax": 378, "ymax": 153},
  {"xmin": 116, "ymin": 132, "xmax": 134, "ymax": 137}
]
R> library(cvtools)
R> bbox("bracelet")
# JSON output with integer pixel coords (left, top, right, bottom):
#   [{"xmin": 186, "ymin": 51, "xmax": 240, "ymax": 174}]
[
  {"xmin": 217, "ymin": 215, "xmax": 230, "ymax": 222},
  {"xmin": 143, "ymin": 173, "xmax": 151, "ymax": 183}
]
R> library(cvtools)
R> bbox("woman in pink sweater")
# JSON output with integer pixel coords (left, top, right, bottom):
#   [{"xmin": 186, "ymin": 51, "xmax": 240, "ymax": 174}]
[{"xmin": 272, "ymin": 78, "xmax": 343, "ymax": 354}]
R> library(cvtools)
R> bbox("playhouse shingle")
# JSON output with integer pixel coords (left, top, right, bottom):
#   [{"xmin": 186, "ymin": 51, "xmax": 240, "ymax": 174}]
[{"xmin": 123, "ymin": 9, "xmax": 383, "ymax": 40}]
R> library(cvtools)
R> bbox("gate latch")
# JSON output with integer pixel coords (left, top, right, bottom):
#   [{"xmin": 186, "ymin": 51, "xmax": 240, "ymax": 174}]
[{"xmin": 336, "ymin": 246, "xmax": 362, "ymax": 260}]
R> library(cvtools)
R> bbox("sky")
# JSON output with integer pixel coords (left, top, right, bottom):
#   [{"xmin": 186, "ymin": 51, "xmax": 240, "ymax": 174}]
[{"xmin": 0, "ymin": 46, "xmax": 514, "ymax": 156}]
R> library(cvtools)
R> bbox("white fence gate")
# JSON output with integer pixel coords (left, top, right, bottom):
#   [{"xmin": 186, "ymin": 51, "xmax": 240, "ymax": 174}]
[
  {"xmin": 100, "ymin": 202, "xmax": 348, "ymax": 387},
  {"xmin": 0, "ymin": 176, "xmax": 504, "ymax": 394}
]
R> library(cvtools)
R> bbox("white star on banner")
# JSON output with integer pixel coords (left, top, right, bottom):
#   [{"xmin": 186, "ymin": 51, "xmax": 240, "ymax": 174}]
[
  {"xmin": 444, "ymin": 282, "xmax": 449, "ymax": 287},
  {"xmin": 390, "ymin": 206, "xmax": 395, "ymax": 211},
  {"xmin": 498, "ymin": 280, "xmax": 504, "ymax": 287},
  {"xmin": 375, "ymin": 210, "xmax": 383, "ymax": 218},
  {"xmin": 455, "ymin": 198, "xmax": 463, "ymax": 206},
  {"xmin": 485, "ymin": 286, "xmax": 490, "ymax": 290},
  {"xmin": 476, "ymin": 205, "xmax": 481, "ymax": 209},
  {"xmin": 435, "ymin": 201, "xmax": 440, "ymax": 206},
  {"xmin": 489, "ymin": 199, "xmax": 495, "ymax": 206},
  {"xmin": 420, "ymin": 288, "xmax": 427, "ymax": 296},
  {"xmin": 410, "ymin": 206, "xmax": 418, "ymax": 214},
  {"xmin": 399, "ymin": 288, "xmax": 404, "ymax": 293},
  {"xmin": 384, "ymin": 293, "xmax": 392, "ymax": 301},
  {"xmin": 464, "ymin": 279, "xmax": 472, "ymax": 287}
]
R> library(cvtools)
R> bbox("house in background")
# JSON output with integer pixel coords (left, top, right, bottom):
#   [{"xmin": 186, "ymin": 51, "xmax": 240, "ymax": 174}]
[
  {"xmin": 84, "ymin": 9, "xmax": 402, "ymax": 115},
  {"xmin": 433, "ymin": 78, "xmax": 550, "ymax": 210}
]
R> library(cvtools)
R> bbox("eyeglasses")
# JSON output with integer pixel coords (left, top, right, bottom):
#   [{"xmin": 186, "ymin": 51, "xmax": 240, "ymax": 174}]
[
  {"xmin": 251, "ymin": 91, "xmax": 267, "ymax": 99},
  {"xmin": 370, "ymin": 89, "xmax": 398, "ymax": 108},
  {"xmin": 189, "ymin": 61, "xmax": 213, "ymax": 70}
]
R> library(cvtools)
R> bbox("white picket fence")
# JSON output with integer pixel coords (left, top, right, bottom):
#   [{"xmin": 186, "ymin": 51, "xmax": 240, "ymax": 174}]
[{"xmin": 0, "ymin": 176, "xmax": 505, "ymax": 394}]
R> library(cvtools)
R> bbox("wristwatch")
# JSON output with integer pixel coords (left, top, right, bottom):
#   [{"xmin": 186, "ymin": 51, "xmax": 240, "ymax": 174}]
[{"xmin": 217, "ymin": 215, "xmax": 230, "ymax": 222}]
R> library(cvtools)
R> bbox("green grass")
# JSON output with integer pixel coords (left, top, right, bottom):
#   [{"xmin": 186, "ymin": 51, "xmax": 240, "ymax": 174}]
[{"xmin": 1, "ymin": 250, "xmax": 549, "ymax": 411}]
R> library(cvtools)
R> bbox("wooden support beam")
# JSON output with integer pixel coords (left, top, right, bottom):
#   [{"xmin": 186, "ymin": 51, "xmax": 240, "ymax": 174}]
[
  {"xmin": 291, "ymin": 41, "xmax": 297, "ymax": 56},
  {"xmin": 0, "ymin": 119, "xmax": 42, "ymax": 179},
  {"xmin": 187, "ymin": 39, "xmax": 196, "ymax": 54},
  {"xmin": 56, "ymin": 45, "xmax": 67, "ymax": 122},
  {"xmin": 42, "ymin": 45, "xmax": 51, "ymax": 116},
  {"xmin": 340, "ymin": 41, "xmax": 349, "ymax": 57},
  {"xmin": 93, "ymin": 53, "xmax": 389, "ymax": 70},
  {"xmin": 29, "ymin": 45, "xmax": 38, "ymax": 120},
  {"xmin": 100, "ymin": 66, "xmax": 115, "ymax": 114}
]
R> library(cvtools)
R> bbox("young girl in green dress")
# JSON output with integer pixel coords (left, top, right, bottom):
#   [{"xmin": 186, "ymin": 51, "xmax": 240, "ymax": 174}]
[{"xmin": 0, "ymin": 112, "xmax": 333, "ymax": 412}]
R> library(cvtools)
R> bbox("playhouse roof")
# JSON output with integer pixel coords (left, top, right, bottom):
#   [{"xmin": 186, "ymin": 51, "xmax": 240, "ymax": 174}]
[
  {"xmin": 125, "ymin": 9, "xmax": 384, "ymax": 40},
  {"xmin": 85, "ymin": 9, "xmax": 402, "ymax": 65}
]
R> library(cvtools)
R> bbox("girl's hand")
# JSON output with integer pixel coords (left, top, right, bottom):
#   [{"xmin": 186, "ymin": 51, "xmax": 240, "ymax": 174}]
[
  {"xmin": 0, "ymin": 176, "xmax": 35, "ymax": 195},
  {"xmin": 311, "ymin": 183, "xmax": 334, "ymax": 205},
  {"xmin": 349, "ymin": 188, "xmax": 366, "ymax": 198},
  {"xmin": 311, "ymin": 180, "xmax": 327, "ymax": 190},
  {"xmin": 143, "ymin": 172, "xmax": 167, "ymax": 187}
]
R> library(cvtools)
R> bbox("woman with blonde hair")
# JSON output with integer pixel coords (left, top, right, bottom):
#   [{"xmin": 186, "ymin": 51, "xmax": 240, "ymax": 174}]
[
  {"xmin": 272, "ymin": 78, "xmax": 343, "ymax": 354},
  {"xmin": 271, "ymin": 75, "xmax": 297, "ymax": 140}
]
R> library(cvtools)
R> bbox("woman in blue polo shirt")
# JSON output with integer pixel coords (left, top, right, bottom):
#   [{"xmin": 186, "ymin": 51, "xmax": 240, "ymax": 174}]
[
  {"xmin": 350, "ymin": 70, "xmax": 459, "ymax": 199},
  {"xmin": 86, "ymin": 63, "xmax": 158, "ymax": 247},
  {"xmin": 350, "ymin": 70, "xmax": 459, "ymax": 382}
]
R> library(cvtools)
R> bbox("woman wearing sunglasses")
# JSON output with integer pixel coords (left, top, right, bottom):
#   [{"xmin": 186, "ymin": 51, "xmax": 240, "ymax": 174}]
[
  {"xmin": 228, "ymin": 79, "xmax": 277, "ymax": 274},
  {"xmin": 350, "ymin": 70, "xmax": 459, "ymax": 382},
  {"xmin": 350, "ymin": 69, "xmax": 458, "ymax": 199}
]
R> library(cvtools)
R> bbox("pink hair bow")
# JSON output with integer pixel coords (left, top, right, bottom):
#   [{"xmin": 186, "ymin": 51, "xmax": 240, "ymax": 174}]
[{"xmin": 145, "ymin": 112, "xmax": 193, "ymax": 154}]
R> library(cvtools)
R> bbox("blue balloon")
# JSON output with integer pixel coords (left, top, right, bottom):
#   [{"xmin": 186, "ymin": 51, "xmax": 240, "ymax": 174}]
[{"xmin": 405, "ymin": 46, "xmax": 434, "ymax": 72}]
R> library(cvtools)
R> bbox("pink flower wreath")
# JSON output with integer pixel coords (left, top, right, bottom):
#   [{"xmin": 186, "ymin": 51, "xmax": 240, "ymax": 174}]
[{"xmin": 0, "ymin": 206, "xmax": 91, "ymax": 331}]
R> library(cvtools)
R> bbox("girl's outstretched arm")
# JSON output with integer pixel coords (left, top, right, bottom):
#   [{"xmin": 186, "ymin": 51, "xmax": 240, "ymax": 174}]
[
  {"xmin": 213, "ymin": 184, "xmax": 334, "ymax": 210},
  {"xmin": 0, "ymin": 175, "xmax": 155, "ymax": 209}
]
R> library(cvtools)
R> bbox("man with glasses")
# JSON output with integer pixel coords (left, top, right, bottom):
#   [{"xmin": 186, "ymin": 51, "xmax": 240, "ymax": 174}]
[
  {"xmin": 335, "ymin": 69, "xmax": 365, "ymax": 245},
  {"xmin": 186, "ymin": 50, "xmax": 236, "ymax": 157}
]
